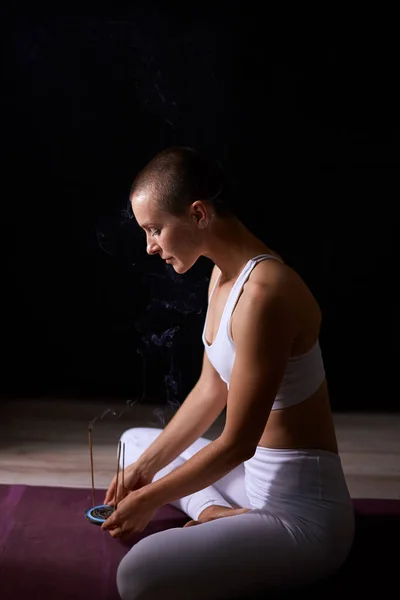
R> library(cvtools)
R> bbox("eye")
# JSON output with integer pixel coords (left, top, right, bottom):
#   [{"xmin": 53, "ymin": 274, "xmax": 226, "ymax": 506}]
[{"xmin": 150, "ymin": 228, "xmax": 161, "ymax": 236}]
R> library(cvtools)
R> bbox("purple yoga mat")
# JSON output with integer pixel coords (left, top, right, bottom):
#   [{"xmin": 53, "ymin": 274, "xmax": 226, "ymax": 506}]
[
  {"xmin": 0, "ymin": 484, "xmax": 189, "ymax": 600},
  {"xmin": 0, "ymin": 483, "xmax": 399, "ymax": 600},
  {"xmin": 352, "ymin": 497, "xmax": 400, "ymax": 515}
]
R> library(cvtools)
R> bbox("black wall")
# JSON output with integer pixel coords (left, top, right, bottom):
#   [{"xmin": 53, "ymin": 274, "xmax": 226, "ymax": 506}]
[{"xmin": 1, "ymin": 8, "xmax": 395, "ymax": 410}]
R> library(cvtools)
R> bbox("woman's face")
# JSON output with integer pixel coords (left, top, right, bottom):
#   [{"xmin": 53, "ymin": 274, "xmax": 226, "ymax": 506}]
[{"xmin": 131, "ymin": 192, "xmax": 203, "ymax": 274}]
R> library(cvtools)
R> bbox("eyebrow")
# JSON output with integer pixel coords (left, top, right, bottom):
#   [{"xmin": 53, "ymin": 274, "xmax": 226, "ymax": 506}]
[{"xmin": 140, "ymin": 222, "xmax": 159, "ymax": 230}]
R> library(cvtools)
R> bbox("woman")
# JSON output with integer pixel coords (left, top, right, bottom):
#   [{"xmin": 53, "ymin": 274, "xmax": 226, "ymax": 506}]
[{"xmin": 102, "ymin": 146, "xmax": 355, "ymax": 600}]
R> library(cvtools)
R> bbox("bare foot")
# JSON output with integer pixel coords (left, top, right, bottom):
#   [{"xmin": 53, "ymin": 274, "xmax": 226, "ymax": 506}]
[{"xmin": 183, "ymin": 505, "xmax": 251, "ymax": 528}]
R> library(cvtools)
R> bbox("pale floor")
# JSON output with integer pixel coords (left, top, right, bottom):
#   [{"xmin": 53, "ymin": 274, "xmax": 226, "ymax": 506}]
[{"xmin": 0, "ymin": 398, "xmax": 399, "ymax": 500}]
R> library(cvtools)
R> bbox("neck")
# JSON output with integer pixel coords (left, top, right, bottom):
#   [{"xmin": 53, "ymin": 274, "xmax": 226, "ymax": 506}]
[{"xmin": 202, "ymin": 215, "xmax": 272, "ymax": 281}]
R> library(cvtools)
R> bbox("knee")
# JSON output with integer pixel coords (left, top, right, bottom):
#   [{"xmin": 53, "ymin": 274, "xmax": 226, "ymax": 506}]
[
  {"xmin": 116, "ymin": 551, "xmax": 156, "ymax": 600},
  {"xmin": 116, "ymin": 555, "xmax": 143, "ymax": 600}
]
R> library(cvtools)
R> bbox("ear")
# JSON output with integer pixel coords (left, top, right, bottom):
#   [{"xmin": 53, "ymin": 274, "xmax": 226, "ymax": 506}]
[{"xmin": 191, "ymin": 201, "xmax": 209, "ymax": 228}]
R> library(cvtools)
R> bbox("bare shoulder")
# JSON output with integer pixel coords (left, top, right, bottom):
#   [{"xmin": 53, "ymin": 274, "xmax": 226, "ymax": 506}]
[
  {"xmin": 236, "ymin": 259, "xmax": 321, "ymax": 334},
  {"xmin": 249, "ymin": 258, "xmax": 310, "ymax": 296}
]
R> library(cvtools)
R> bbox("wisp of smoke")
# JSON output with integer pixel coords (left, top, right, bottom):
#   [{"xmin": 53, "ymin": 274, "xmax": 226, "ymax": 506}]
[
  {"xmin": 88, "ymin": 348, "xmax": 147, "ymax": 431},
  {"xmin": 91, "ymin": 200, "xmax": 208, "ymax": 434}
]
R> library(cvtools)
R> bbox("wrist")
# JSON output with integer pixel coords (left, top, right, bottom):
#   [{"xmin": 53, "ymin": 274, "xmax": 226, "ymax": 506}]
[
  {"xmin": 136, "ymin": 454, "xmax": 158, "ymax": 480},
  {"xmin": 133, "ymin": 457, "xmax": 155, "ymax": 480},
  {"xmin": 136, "ymin": 482, "xmax": 160, "ymax": 509}
]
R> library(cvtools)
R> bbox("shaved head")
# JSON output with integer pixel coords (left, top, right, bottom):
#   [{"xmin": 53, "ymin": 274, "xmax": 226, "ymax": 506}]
[{"xmin": 130, "ymin": 146, "xmax": 231, "ymax": 217}]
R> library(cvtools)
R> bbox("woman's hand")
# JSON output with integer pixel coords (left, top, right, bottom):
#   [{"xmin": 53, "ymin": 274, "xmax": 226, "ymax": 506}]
[
  {"xmin": 101, "ymin": 490, "xmax": 157, "ymax": 539},
  {"xmin": 183, "ymin": 506, "xmax": 251, "ymax": 528},
  {"xmin": 103, "ymin": 460, "xmax": 154, "ymax": 507}
]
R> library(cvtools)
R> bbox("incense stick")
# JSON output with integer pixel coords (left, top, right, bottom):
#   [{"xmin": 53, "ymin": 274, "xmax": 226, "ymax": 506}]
[
  {"xmin": 88, "ymin": 427, "xmax": 95, "ymax": 508},
  {"xmin": 115, "ymin": 441, "xmax": 122, "ymax": 510},
  {"xmin": 88, "ymin": 425, "xmax": 126, "ymax": 512},
  {"xmin": 122, "ymin": 442, "xmax": 125, "ymax": 498}
]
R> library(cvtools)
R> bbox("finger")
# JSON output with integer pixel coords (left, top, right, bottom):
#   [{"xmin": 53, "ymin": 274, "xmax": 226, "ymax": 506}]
[
  {"xmin": 109, "ymin": 527, "xmax": 122, "ymax": 539},
  {"xmin": 114, "ymin": 487, "xmax": 126, "ymax": 506},
  {"xmin": 104, "ymin": 487, "xmax": 115, "ymax": 505},
  {"xmin": 110, "ymin": 488, "xmax": 121, "ymax": 506},
  {"xmin": 101, "ymin": 516, "xmax": 116, "ymax": 531}
]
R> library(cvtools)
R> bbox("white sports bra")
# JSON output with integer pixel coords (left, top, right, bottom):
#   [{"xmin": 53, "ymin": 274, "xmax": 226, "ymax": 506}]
[{"xmin": 202, "ymin": 254, "xmax": 326, "ymax": 410}]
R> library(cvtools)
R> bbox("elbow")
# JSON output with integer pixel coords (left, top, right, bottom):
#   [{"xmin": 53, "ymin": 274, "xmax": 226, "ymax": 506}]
[
  {"xmin": 217, "ymin": 434, "xmax": 255, "ymax": 463},
  {"xmin": 238, "ymin": 444, "xmax": 257, "ymax": 461}
]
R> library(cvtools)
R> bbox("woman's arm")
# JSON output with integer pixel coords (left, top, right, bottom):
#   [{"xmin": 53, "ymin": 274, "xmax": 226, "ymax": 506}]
[
  {"xmin": 139, "ymin": 434, "xmax": 249, "ymax": 508},
  {"xmin": 137, "ymin": 353, "xmax": 228, "ymax": 478}
]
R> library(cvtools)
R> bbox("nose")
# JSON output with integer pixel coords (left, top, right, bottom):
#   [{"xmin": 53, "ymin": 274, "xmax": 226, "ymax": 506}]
[{"xmin": 146, "ymin": 240, "xmax": 161, "ymax": 255}]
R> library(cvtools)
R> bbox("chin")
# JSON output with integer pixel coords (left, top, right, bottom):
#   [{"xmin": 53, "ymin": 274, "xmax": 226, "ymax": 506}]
[
  {"xmin": 170, "ymin": 259, "xmax": 194, "ymax": 275},
  {"xmin": 171, "ymin": 263, "xmax": 186, "ymax": 274}
]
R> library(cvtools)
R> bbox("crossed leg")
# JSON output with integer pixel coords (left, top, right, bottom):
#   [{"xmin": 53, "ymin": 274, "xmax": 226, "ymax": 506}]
[
  {"xmin": 116, "ymin": 506, "xmax": 324, "ymax": 600},
  {"xmin": 114, "ymin": 427, "xmax": 328, "ymax": 599},
  {"xmin": 119, "ymin": 427, "xmax": 252, "ymax": 519}
]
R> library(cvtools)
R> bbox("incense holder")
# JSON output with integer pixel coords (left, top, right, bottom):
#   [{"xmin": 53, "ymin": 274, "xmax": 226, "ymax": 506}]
[{"xmin": 85, "ymin": 504, "xmax": 115, "ymax": 526}]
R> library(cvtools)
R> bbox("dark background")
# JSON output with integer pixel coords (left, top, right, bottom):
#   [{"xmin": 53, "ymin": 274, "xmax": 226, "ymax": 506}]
[{"xmin": 1, "ymin": 7, "xmax": 395, "ymax": 411}]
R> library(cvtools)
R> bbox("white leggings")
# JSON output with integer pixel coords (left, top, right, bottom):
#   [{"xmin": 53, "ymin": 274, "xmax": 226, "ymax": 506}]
[{"xmin": 115, "ymin": 427, "xmax": 355, "ymax": 600}]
